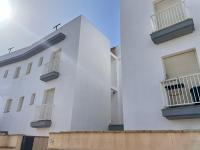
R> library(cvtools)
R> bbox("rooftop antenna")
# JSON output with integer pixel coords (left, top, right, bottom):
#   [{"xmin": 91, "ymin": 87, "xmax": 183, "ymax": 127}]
[
  {"xmin": 53, "ymin": 23, "xmax": 61, "ymax": 30},
  {"xmin": 8, "ymin": 47, "xmax": 14, "ymax": 54}
]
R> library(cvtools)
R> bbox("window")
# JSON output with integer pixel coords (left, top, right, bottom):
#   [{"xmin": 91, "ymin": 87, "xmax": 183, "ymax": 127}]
[
  {"xmin": 38, "ymin": 57, "xmax": 43, "ymax": 67},
  {"xmin": 26, "ymin": 62, "xmax": 32, "ymax": 75},
  {"xmin": 4, "ymin": 99, "xmax": 12, "ymax": 113},
  {"xmin": 13, "ymin": 67, "xmax": 21, "ymax": 79},
  {"xmin": 3, "ymin": 70, "xmax": 8, "ymax": 78},
  {"xmin": 17, "ymin": 97, "xmax": 24, "ymax": 112},
  {"xmin": 30, "ymin": 93, "xmax": 36, "ymax": 105}
]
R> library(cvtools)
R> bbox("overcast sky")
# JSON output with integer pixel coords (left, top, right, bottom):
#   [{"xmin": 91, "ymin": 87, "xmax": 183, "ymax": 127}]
[{"xmin": 0, "ymin": 0, "xmax": 119, "ymax": 55}]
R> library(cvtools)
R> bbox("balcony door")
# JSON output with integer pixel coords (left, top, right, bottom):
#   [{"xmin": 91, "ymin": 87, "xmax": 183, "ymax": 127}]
[
  {"xmin": 49, "ymin": 49, "xmax": 61, "ymax": 71},
  {"xmin": 154, "ymin": 0, "xmax": 181, "ymax": 12},
  {"xmin": 154, "ymin": 0, "xmax": 184, "ymax": 30},
  {"xmin": 43, "ymin": 88, "xmax": 55, "ymax": 105},
  {"xmin": 51, "ymin": 50, "xmax": 61, "ymax": 63},
  {"xmin": 163, "ymin": 50, "xmax": 200, "ymax": 79}
]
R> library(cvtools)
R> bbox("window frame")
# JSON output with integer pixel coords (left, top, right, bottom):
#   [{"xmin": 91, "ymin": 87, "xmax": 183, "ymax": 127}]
[
  {"xmin": 162, "ymin": 48, "xmax": 200, "ymax": 80},
  {"xmin": 43, "ymin": 88, "xmax": 55, "ymax": 105},
  {"xmin": 3, "ymin": 70, "xmax": 9, "ymax": 78},
  {"xmin": 13, "ymin": 66, "xmax": 21, "ymax": 79},
  {"xmin": 38, "ymin": 57, "xmax": 43, "ymax": 67},
  {"xmin": 26, "ymin": 62, "xmax": 32, "ymax": 75},
  {"xmin": 30, "ymin": 93, "xmax": 36, "ymax": 105},
  {"xmin": 17, "ymin": 96, "xmax": 24, "ymax": 112},
  {"xmin": 4, "ymin": 99, "xmax": 12, "ymax": 113}
]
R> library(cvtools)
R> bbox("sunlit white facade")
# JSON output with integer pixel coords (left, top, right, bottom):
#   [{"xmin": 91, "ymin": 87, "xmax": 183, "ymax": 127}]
[
  {"xmin": 0, "ymin": 16, "xmax": 123, "ymax": 136},
  {"xmin": 121, "ymin": 0, "xmax": 200, "ymax": 130}
]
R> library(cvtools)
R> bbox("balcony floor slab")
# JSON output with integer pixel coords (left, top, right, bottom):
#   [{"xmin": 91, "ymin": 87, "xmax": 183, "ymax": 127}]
[
  {"xmin": 31, "ymin": 120, "xmax": 52, "ymax": 128},
  {"xmin": 162, "ymin": 104, "xmax": 200, "ymax": 120},
  {"xmin": 40, "ymin": 71, "xmax": 59, "ymax": 82},
  {"xmin": 151, "ymin": 18, "xmax": 195, "ymax": 44}
]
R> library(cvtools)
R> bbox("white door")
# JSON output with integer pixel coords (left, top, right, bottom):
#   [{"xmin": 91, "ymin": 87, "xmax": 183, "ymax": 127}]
[{"xmin": 163, "ymin": 50, "xmax": 200, "ymax": 79}]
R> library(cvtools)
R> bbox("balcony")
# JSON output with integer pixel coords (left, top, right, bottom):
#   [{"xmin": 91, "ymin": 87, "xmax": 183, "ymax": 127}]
[
  {"xmin": 31, "ymin": 104, "xmax": 53, "ymax": 128},
  {"xmin": 40, "ymin": 60, "xmax": 59, "ymax": 82},
  {"xmin": 161, "ymin": 73, "xmax": 200, "ymax": 119},
  {"xmin": 151, "ymin": 1, "xmax": 194, "ymax": 44}
]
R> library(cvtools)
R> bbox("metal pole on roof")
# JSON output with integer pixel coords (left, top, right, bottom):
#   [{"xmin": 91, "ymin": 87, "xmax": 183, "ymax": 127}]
[
  {"xmin": 8, "ymin": 47, "xmax": 14, "ymax": 54},
  {"xmin": 53, "ymin": 23, "xmax": 61, "ymax": 30}
]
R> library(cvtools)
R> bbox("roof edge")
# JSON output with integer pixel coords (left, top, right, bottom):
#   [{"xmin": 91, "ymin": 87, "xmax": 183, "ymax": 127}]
[{"xmin": 0, "ymin": 33, "xmax": 66, "ymax": 67}]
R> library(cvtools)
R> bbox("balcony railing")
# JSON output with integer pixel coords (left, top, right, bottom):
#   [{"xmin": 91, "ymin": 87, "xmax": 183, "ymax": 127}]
[
  {"xmin": 40, "ymin": 59, "xmax": 60, "ymax": 82},
  {"xmin": 43, "ymin": 59, "xmax": 59, "ymax": 75},
  {"xmin": 34, "ymin": 104, "xmax": 53, "ymax": 121},
  {"xmin": 151, "ymin": 1, "xmax": 189, "ymax": 32},
  {"xmin": 161, "ymin": 73, "xmax": 200, "ymax": 107}
]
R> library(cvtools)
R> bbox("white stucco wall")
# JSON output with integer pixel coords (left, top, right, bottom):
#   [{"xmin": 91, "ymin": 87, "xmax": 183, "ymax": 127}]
[
  {"xmin": 71, "ymin": 17, "xmax": 111, "ymax": 131},
  {"xmin": 121, "ymin": 0, "xmax": 200, "ymax": 130},
  {"xmin": 0, "ymin": 16, "xmax": 112, "ymax": 136},
  {"xmin": 0, "ymin": 16, "xmax": 82, "ymax": 136}
]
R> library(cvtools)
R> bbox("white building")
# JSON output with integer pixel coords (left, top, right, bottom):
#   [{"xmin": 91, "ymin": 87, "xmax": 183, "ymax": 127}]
[
  {"xmin": 0, "ymin": 16, "xmax": 123, "ymax": 136},
  {"xmin": 121, "ymin": 0, "xmax": 200, "ymax": 130}
]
